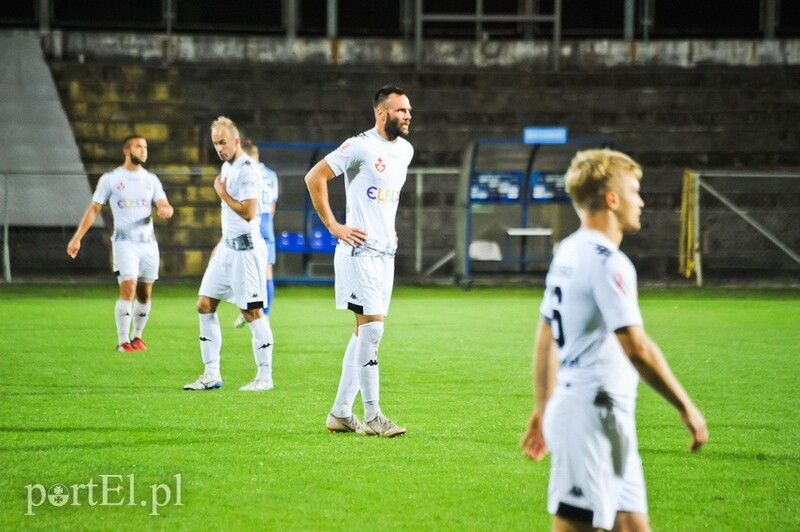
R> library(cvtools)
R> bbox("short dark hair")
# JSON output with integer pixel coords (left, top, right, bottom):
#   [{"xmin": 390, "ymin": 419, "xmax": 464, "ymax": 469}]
[
  {"xmin": 123, "ymin": 134, "xmax": 144, "ymax": 149},
  {"xmin": 373, "ymin": 85, "xmax": 406, "ymax": 108}
]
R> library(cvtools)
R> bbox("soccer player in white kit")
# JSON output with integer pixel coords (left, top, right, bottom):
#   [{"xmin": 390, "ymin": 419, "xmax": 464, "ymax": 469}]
[
  {"xmin": 67, "ymin": 135, "xmax": 174, "ymax": 352},
  {"xmin": 305, "ymin": 86, "xmax": 413, "ymax": 437},
  {"xmin": 234, "ymin": 140, "xmax": 279, "ymax": 327},
  {"xmin": 520, "ymin": 149, "xmax": 708, "ymax": 531},
  {"xmin": 184, "ymin": 117, "xmax": 275, "ymax": 392}
]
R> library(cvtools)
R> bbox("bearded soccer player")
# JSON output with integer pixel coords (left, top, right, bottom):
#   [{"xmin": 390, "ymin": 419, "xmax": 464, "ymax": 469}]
[
  {"xmin": 305, "ymin": 86, "xmax": 413, "ymax": 437},
  {"xmin": 67, "ymin": 135, "xmax": 173, "ymax": 352}
]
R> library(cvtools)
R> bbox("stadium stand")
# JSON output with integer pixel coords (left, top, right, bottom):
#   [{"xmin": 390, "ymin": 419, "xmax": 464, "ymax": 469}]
[{"xmin": 45, "ymin": 59, "xmax": 800, "ymax": 279}]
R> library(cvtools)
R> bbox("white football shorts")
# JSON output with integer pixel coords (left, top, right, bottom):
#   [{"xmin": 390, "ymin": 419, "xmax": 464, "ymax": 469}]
[
  {"xmin": 112, "ymin": 240, "xmax": 160, "ymax": 282},
  {"xmin": 199, "ymin": 240, "xmax": 267, "ymax": 310},
  {"xmin": 334, "ymin": 251, "xmax": 394, "ymax": 316},
  {"xmin": 543, "ymin": 387, "xmax": 647, "ymax": 530}
]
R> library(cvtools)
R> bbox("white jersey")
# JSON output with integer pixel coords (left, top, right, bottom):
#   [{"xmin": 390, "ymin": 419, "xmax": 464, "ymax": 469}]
[
  {"xmin": 325, "ymin": 127, "xmax": 414, "ymax": 255},
  {"xmin": 219, "ymin": 154, "xmax": 262, "ymax": 240},
  {"xmin": 539, "ymin": 228, "xmax": 643, "ymax": 411},
  {"xmin": 92, "ymin": 166, "xmax": 167, "ymax": 243},
  {"xmin": 259, "ymin": 162, "xmax": 279, "ymax": 216}
]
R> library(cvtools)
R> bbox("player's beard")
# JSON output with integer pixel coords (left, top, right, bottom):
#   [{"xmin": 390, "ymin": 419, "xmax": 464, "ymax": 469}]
[
  {"xmin": 130, "ymin": 154, "xmax": 145, "ymax": 166},
  {"xmin": 384, "ymin": 115, "xmax": 408, "ymax": 141}
]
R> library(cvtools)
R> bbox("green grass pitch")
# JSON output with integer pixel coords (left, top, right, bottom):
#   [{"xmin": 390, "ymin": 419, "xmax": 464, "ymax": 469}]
[{"xmin": 1, "ymin": 283, "xmax": 798, "ymax": 530}]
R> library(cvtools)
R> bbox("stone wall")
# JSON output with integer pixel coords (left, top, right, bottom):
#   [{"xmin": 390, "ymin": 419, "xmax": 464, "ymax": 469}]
[{"xmin": 46, "ymin": 32, "xmax": 800, "ymax": 281}]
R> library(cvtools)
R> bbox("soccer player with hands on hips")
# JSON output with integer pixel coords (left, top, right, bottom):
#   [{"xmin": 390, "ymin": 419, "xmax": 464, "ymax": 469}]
[
  {"xmin": 67, "ymin": 135, "xmax": 173, "ymax": 353},
  {"xmin": 184, "ymin": 116, "xmax": 275, "ymax": 392},
  {"xmin": 305, "ymin": 85, "xmax": 413, "ymax": 437},
  {"xmin": 520, "ymin": 149, "xmax": 708, "ymax": 531}
]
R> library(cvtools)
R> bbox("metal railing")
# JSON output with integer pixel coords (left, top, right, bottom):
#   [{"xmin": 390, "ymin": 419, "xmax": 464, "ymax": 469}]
[
  {"xmin": 414, "ymin": 0, "xmax": 562, "ymax": 70},
  {"xmin": 30, "ymin": 0, "xmax": 788, "ymax": 68}
]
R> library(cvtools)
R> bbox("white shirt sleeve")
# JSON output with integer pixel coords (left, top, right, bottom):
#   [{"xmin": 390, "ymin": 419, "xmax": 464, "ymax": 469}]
[
  {"xmin": 91, "ymin": 173, "xmax": 111, "ymax": 205},
  {"xmin": 592, "ymin": 252, "xmax": 643, "ymax": 332},
  {"xmin": 325, "ymin": 137, "xmax": 360, "ymax": 178},
  {"xmin": 237, "ymin": 165, "xmax": 260, "ymax": 202}
]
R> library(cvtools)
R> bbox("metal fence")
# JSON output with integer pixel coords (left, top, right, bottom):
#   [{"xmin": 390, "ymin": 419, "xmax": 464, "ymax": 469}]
[{"xmin": 680, "ymin": 170, "xmax": 800, "ymax": 286}]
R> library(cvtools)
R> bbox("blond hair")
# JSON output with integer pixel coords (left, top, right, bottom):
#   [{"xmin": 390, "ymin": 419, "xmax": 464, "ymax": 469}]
[
  {"xmin": 565, "ymin": 149, "xmax": 642, "ymax": 213},
  {"xmin": 210, "ymin": 116, "xmax": 240, "ymax": 138}
]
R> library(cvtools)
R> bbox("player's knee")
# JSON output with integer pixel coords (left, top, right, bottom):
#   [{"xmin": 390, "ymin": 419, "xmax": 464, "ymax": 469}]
[
  {"xmin": 358, "ymin": 320, "xmax": 384, "ymax": 343},
  {"xmin": 242, "ymin": 307, "xmax": 263, "ymax": 321},
  {"xmin": 196, "ymin": 297, "xmax": 215, "ymax": 314}
]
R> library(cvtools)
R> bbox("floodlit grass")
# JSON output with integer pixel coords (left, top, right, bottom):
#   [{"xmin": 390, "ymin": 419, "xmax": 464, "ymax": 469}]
[{"xmin": 1, "ymin": 283, "xmax": 798, "ymax": 530}]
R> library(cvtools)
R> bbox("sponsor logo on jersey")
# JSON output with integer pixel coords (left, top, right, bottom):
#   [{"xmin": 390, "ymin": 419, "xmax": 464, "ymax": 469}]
[
  {"xmin": 117, "ymin": 199, "xmax": 151, "ymax": 209},
  {"xmin": 366, "ymin": 186, "xmax": 400, "ymax": 203}
]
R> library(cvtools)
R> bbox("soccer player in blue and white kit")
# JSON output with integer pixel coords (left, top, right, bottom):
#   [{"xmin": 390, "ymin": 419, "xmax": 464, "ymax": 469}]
[
  {"xmin": 184, "ymin": 117, "xmax": 275, "ymax": 392},
  {"xmin": 234, "ymin": 140, "xmax": 279, "ymax": 327},
  {"xmin": 305, "ymin": 86, "xmax": 413, "ymax": 437},
  {"xmin": 520, "ymin": 149, "xmax": 708, "ymax": 531},
  {"xmin": 67, "ymin": 135, "xmax": 173, "ymax": 352}
]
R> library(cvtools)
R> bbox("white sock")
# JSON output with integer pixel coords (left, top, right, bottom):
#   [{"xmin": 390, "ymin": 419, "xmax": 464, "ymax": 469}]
[
  {"xmin": 199, "ymin": 313, "xmax": 222, "ymax": 378},
  {"xmin": 331, "ymin": 333, "xmax": 359, "ymax": 418},
  {"xmin": 357, "ymin": 322, "xmax": 384, "ymax": 422},
  {"xmin": 115, "ymin": 299, "xmax": 133, "ymax": 345},
  {"xmin": 248, "ymin": 316, "xmax": 274, "ymax": 382},
  {"xmin": 131, "ymin": 300, "xmax": 151, "ymax": 339}
]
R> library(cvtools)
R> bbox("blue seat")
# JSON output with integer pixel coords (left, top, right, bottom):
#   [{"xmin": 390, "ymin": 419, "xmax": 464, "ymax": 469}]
[
  {"xmin": 277, "ymin": 231, "xmax": 309, "ymax": 252},
  {"xmin": 311, "ymin": 227, "xmax": 338, "ymax": 253},
  {"xmin": 309, "ymin": 227, "xmax": 338, "ymax": 252}
]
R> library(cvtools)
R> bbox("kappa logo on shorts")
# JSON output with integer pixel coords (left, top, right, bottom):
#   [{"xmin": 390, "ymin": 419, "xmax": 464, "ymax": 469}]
[{"xmin": 569, "ymin": 486, "xmax": 584, "ymax": 498}]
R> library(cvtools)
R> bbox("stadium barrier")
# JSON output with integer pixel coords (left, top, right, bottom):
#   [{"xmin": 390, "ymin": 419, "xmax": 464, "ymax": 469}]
[{"xmin": 680, "ymin": 169, "xmax": 800, "ymax": 286}]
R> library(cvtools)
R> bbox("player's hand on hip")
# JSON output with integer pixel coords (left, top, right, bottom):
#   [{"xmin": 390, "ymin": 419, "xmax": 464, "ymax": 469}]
[{"xmin": 331, "ymin": 223, "xmax": 367, "ymax": 248}]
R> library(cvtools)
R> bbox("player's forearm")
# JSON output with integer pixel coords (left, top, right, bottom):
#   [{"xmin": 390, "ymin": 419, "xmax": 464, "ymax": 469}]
[
  {"xmin": 533, "ymin": 320, "xmax": 557, "ymax": 408},
  {"xmin": 305, "ymin": 176, "xmax": 337, "ymax": 229},
  {"xmin": 222, "ymin": 195, "xmax": 256, "ymax": 221},
  {"xmin": 71, "ymin": 204, "xmax": 101, "ymax": 241},
  {"xmin": 626, "ymin": 333, "xmax": 694, "ymax": 414}
]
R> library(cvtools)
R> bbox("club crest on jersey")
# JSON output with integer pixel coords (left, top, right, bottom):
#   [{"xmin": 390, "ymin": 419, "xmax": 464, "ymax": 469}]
[
  {"xmin": 374, "ymin": 157, "xmax": 386, "ymax": 173},
  {"xmin": 116, "ymin": 181, "xmax": 126, "ymax": 191},
  {"xmin": 615, "ymin": 272, "xmax": 627, "ymax": 295}
]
